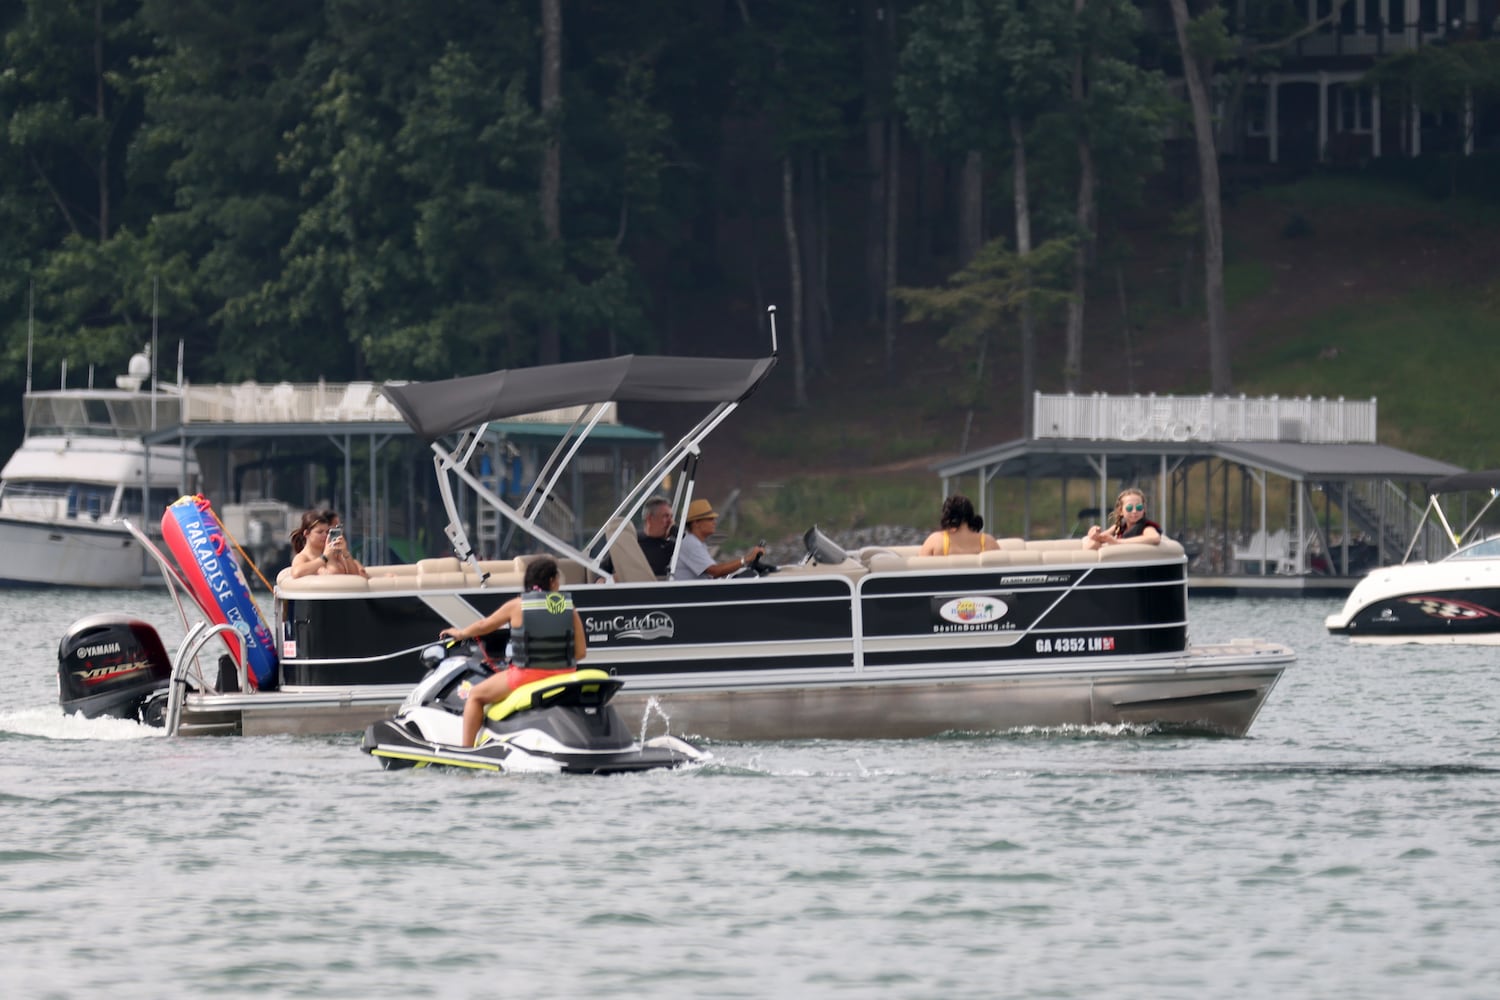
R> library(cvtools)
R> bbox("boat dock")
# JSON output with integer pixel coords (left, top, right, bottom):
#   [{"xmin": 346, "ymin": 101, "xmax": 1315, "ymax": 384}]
[{"xmin": 934, "ymin": 392, "xmax": 1464, "ymax": 596}]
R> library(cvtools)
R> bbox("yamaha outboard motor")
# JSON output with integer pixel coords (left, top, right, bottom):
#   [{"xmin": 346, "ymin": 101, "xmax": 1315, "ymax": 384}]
[{"xmin": 58, "ymin": 614, "xmax": 174, "ymax": 726}]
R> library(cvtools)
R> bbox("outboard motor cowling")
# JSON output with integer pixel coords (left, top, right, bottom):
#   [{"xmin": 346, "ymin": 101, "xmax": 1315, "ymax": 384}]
[{"xmin": 58, "ymin": 614, "xmax": 174, "ymax": 726}]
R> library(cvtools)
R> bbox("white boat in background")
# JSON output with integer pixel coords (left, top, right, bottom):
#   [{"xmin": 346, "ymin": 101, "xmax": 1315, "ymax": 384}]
[
  {"xmin": 0, "ymin": 351, "xmax": 199, "ymax": 588},
  {"xmin": 1326, "ymin": 470, "xmax": 1500, "ymax": 644}
]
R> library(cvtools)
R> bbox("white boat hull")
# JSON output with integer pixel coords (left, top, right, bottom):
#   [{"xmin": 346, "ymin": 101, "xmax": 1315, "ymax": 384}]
[
  {"xmin": 612, "ymin": 641, "xmax": 1290, "ymax": 739},
  {"xmin": 167, "ymin": 641, "xmax": 1289, "ymax": 739},
  {"xmin": 0, "ymin": 515, "xmax": 147, "ymax": 588},
  {"xmin": 1325, "ymin": 554, "xmax": 1500, "ymax": 644}
]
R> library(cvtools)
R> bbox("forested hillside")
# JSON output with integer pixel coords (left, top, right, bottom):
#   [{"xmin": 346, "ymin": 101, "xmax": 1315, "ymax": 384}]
[{"xmin": 2, "ymin": 0, "xmax": 1496, "ymax": 467}]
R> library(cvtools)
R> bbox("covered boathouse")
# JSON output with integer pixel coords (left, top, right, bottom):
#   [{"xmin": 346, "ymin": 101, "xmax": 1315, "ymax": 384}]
[{"xmin": 933, "ymin": 392, "xmax": 1464, "ymax": 596}]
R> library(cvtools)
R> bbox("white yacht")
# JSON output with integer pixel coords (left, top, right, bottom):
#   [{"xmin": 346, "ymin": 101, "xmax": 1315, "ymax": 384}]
[{"xmin": 0, "ymin": 353, "xmax": 198, "ymax": 588}]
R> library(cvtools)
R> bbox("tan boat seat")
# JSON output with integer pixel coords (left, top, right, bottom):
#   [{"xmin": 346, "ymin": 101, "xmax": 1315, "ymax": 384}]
[
  {"xmin": 774, "ymin": 560, "xmax": 868, "ymax": 582},
  {"xmin": 601, "ymin": 517, "xmax": 657, "ymax": 583},
  {"xmin": 1043, "ymin": 549, "xmax": 1100, "ymax": 565},
  {"xmin": 417, "ymin": 571, "xmax": 475, "ymax": 589},
  {"xmin": 1097, "ymin": 538, "xmax": 1186, "ymax": 561},
  {"xmin": 365, "ymin": 563, "xmax": 419, "ymax": 577},
  {"xmin": 904, "ymin": 554, "xmax": 982, "ymax": 571},
  {"xmin": 278, "ymin": 574, "xmax": 371, "ymax": 593}
]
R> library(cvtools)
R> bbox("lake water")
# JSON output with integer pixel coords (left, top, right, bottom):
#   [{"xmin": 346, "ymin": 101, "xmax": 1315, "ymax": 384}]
[{"xmin": 3, "ymin": 588, "xmax": 1498, "ymax": 998}]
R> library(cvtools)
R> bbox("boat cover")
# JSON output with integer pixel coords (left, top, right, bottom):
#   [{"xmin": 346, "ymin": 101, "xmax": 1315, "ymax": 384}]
[
  {"xmin": 1426, "ymin": 470, "xmax": 1500, "ymax": 494},
  {"xmin": 382, "ymin": 355, "xmax": 777, "ymax": 441}
]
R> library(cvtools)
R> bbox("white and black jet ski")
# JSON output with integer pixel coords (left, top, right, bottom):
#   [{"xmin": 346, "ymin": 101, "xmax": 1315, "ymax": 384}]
[{"xmin": 360, "ymin": 641, "xmax": 708, "ymax": 774}]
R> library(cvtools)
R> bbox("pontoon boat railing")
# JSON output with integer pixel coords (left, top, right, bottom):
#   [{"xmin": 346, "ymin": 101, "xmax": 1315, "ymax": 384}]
[{"xmin": 163, "ymin": 622, "xmax": 245, "ymax": 736}]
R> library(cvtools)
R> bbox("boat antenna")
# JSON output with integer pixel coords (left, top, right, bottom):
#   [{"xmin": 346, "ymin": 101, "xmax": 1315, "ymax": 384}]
[
  {"xmin": 766, "ymin": 304, "xmax": 779, "ymax": 355},
  {"xmin": 25, "ymin": 280, "xmax": 34, "ymax": 394},
  {"xmin": 176, "ymin": 338, "xmax": 184, "ymax": 388}
]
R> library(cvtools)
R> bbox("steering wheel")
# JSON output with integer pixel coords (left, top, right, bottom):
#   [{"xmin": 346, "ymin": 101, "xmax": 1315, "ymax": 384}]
[{"xmin": 746, "ymin": 552, "xmax": 778, "ymax": 576}]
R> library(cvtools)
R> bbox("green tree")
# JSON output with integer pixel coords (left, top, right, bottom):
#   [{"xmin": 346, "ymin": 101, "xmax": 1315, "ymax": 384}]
[
  {"xmin": 899, "ymin": 0, "xmax": 1074, "ymax": 434},
  {"xmin": 0, "ymin": 0, "xmax": 157, "ymax": 389},
  {"xmin": 733, "ymin": 0, "xmax": 861, "ymax": 408},
  {"xmin": 131, "ymin": 0, "xmax": 323, "ymax": 380},
  {"xmin": 894, "ymin": 235, "xmax": 1073, "ymax": 448}
]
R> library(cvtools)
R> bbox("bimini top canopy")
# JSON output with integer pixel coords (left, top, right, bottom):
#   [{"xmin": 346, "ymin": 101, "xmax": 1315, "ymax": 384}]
[
  {"xmin": 382, "ymin": 354, "xmax": 777, "ymax": 442},
  {"xmin": 1426, "ymin": 469, "xmax": 1500, "ymax": 494}
]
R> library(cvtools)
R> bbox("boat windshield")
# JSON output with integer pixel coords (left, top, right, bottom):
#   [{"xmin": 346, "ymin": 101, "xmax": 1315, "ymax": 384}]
[
  {"xmin": 1450, "ymin": 536, "xmax": 1500, "ymax": 560},
  {"xmin": 119, "ymin": 487, "xmax": 185, "ymax": 517}
]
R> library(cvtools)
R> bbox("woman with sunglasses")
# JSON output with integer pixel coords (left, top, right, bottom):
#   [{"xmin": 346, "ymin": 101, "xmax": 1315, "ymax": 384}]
[{"xmin": 1084, "ymin": 489, "xmax": 1161, "ymax": 550}]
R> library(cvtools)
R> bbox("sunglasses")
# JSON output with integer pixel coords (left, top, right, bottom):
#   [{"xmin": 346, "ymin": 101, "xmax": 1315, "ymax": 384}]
[{"xmin": 1123, "ymin": 503, "xmax": 1145, "ymax": 512}]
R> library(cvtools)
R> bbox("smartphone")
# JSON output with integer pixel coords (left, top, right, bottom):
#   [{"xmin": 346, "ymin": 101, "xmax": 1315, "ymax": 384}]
[{"xmin": 328, "ymin": 527, "xmax": 343, "ymax": 543}]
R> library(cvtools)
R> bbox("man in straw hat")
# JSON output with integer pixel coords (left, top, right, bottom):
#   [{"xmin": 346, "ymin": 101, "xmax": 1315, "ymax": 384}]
[{"xmin": 673, "ymin": 498, "xmax": 766, "ymax": 580}]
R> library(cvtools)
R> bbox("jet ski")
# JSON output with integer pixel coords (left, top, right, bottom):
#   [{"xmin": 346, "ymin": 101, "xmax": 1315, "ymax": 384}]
[{"xmin": 360, "ymin": 641, "xmax": 708, "ymax": 774}]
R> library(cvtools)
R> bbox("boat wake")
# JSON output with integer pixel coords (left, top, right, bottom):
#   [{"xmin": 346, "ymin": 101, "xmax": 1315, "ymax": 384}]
[{"xmin": 0, "ymin": 705, "xmax": 162, "ymax": 741}]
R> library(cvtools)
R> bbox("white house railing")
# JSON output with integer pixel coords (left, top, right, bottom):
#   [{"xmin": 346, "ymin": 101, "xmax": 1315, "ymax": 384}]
[{"xmin": 1033, "ymin": 392, "xmax": 1377, "ymax": 444}]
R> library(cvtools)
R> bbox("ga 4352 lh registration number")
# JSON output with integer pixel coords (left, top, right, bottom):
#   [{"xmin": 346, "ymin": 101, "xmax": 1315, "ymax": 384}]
[{"xmin": 1035, "ymin": 636, "xmax": 1114, "ymax": 653}]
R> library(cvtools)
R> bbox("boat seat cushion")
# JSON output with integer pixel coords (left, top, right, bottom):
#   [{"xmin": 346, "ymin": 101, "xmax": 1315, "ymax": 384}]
[
  {"xmin": 1043, "ymin": 549, "xmax": 1100, "ymax": 565},
  {"xmin": 1096, "ymin": 538, "xmax": 1185, "ymax": 561},
  {"xmin": 904, "ymin": 554, "xmax": 982, "ymax": 571},
  {"xmin": 365, "ymin": 563, "xmax": 418, "ymax": 577},
  {"xmin": 774, "ymin": 560, "xmax": 868, "ymax": 581},
  {"xmin": 601, "ymin": 517, "xmax": 657, "ymax": 583},
  {"xmin": 417, "ymin": 571, "xmax": 475, "ymax": 589},
  {"xmin": 278, "ymin": 574, "xmax": 371, "ymax": 593},
  {"xmin": 1026, "ymin": 538, "xmax": 1092, "ymax": 552}
]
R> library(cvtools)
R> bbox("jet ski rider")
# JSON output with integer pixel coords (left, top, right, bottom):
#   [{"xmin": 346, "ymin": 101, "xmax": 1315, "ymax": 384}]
[{"xmin": 439, "ymin": 556, "xmax": 587, "ymax": 748}]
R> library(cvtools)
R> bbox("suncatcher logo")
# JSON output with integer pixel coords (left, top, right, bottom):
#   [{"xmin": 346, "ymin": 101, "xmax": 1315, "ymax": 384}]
[{"xmin": 585, "ymin": 611, "xmax": 675, "ymax": 642}]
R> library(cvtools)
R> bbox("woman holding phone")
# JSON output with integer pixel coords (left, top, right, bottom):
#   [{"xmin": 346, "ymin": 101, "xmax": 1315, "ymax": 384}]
[{"xmin": 289, "ymin": 509, "xmax": 367, "ymax": 578}]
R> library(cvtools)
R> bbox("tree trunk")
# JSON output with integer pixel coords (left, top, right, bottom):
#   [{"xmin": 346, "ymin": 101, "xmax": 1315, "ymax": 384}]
[
  {"xmin": 796, "ymin": 153, "xmax": 827, "ymax": 376},
  {"xmin": 916, "ymin": 145, "xmax": 935, "ymax": 270},
  {"xmin": 958, "ymin": 150, "xmax": 983, "ymax": 264},
  {"xmin": 1168, "ymin": 0, "xmax": 1233, "ymax": 393},
  {"xmin": 863, "ymin": 0, "xmax": 888, "ymax": 328},
  {"xmin": 538, "ymin": 0, "xmax": 563, "ymax": 364},
  {"xmin": 883, "ymin": 117, "xmax": 900, "ymax": 373},
  {"xmin": 94, "ymin": 0, "xmax": 109, "ymax": 240},
  {"xmin": 782, "ymin": 157, "xmax": 807, "ymax": 408},
  {"xmin": 1064, "ymin": 0, "xmax": 1094, "ymax": 393},
  {"xmin": 1011, "ymin": 115, "xmax": 1035, "ymax": 439}
]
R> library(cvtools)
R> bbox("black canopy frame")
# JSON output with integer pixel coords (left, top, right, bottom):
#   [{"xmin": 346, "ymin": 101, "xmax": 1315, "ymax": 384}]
[
  {"xmin": 1404, "ymin": 469, "xmax": 1500, "ymax": 561},
  {"xmin": 380, "ymin": 309, "xmax": 780, "ymax": 580}
]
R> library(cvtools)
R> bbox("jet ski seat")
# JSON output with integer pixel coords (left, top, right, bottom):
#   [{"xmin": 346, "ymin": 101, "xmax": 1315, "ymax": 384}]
[{"xmin": 485, "ymin": 669, "xmax": 621, "ymax": 723}]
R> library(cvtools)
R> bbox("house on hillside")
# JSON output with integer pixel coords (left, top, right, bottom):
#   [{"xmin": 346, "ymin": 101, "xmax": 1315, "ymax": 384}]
[{"xmin": 1231, "ymin": 3, "xmax": 1500, "ymax": 163}]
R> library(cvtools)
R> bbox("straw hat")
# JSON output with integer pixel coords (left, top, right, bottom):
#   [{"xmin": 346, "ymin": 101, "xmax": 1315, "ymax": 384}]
[{"xmin": 685, "ymin": 498, "xmax": 718, "ymax": 524}]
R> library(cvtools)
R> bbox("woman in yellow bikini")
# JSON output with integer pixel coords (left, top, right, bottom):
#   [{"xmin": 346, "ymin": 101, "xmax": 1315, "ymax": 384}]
[{"xmin": 919, "ymin": 495, "xmax": 999, "ymax": 556}]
